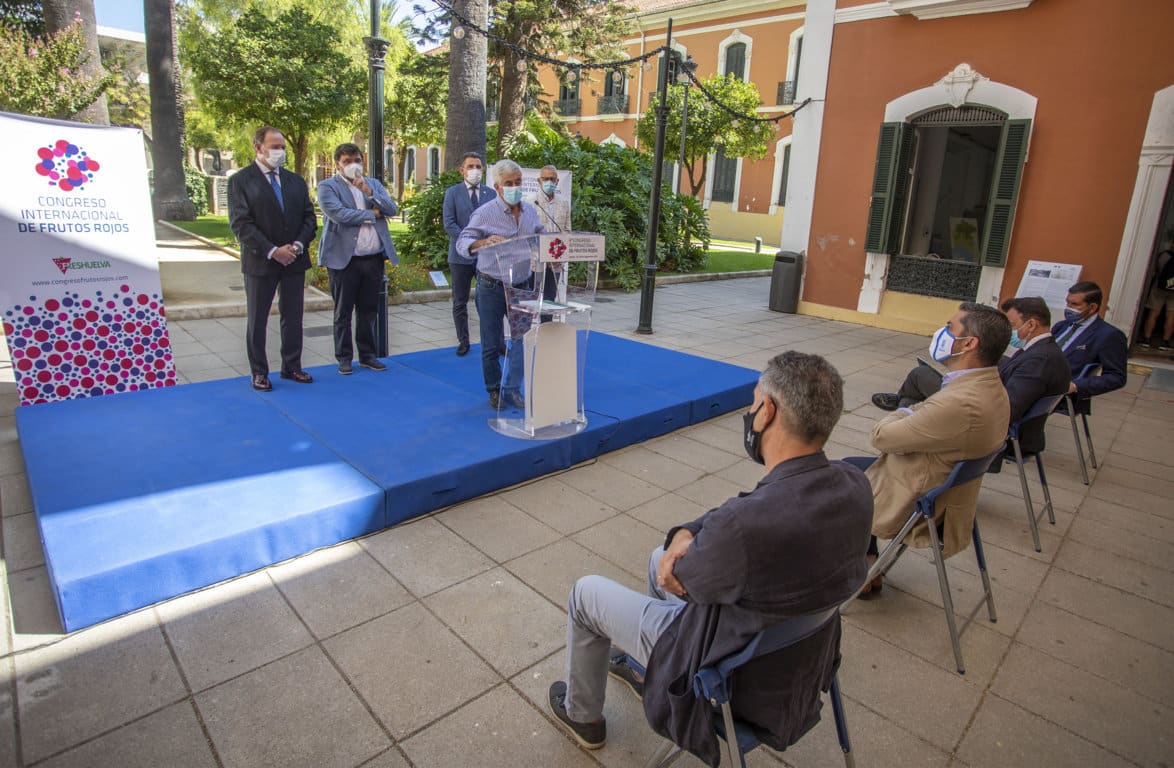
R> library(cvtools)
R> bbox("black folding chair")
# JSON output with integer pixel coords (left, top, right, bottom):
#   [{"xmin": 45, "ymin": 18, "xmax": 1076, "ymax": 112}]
[
  {"xmin": 1005, "ymin": 392, "xmax": 1066, "ymax": 552},
  {"xmin": 842, "ymin": 450, "xmax": 1002, "ymax": 674},
  {"xmin": 634, "ymin": 607, "xmax": 855, "ymax": 768}
]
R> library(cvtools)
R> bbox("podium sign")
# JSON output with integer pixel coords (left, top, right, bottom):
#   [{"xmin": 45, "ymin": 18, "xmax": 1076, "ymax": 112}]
[
  {"xmin": 538, "ymin": 233, "xmax": 605, "ymax": 263},
  {"xmin": 0, "ymin": 112, "xmax": 176, "ymax": 406}
]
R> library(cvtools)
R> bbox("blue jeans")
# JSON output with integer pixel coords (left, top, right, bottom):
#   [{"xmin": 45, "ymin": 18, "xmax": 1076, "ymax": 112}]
[{"xmin": 474, "ymin": 278, "xmax": 524, "ymax": 394}]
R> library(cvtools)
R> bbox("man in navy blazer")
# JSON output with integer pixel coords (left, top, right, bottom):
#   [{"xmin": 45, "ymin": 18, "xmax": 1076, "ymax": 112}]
[
  {"xmin": 318, "ymin": 143, "xmax": 398, "ymax": 375},
  {"xmin": 443, "ymin": 152, "xmax": 496, "ymax": 356},
  {"xmin": 1050, "ymin": 281, "xmax": 1128, "ymax": 414},
  {"xmin": 228, "ymin": 126, "xmax": 317, "ymax": 392},
  {"xmin": 998, "ymin": 297, "xmax": 1072, "ymax": 456}
]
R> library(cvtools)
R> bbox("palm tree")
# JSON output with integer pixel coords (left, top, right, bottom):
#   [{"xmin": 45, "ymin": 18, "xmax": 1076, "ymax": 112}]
[
  {"xmin": 444, "ymin": 0, "xmax": 488, "ymax": 169},
  {"xmin": 144, "ymin": 0, "xmax": 195, "ymax": 220},
  {"xmin": 42, "ymin": 0, "xmax": 109, "ymax": 124}
]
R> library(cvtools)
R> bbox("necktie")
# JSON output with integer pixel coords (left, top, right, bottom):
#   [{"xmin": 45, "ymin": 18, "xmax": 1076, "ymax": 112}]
[
  {"xmin": 1056, "ymin": 322, "xmax": 1082, "ymax": 349},
  {"xmin": 470, "ymin": 186, "xmax": 478, "ymax": 208},
  {"xmin": 269, "ymin": 171, "xmax": 284, "ymax": 211}
]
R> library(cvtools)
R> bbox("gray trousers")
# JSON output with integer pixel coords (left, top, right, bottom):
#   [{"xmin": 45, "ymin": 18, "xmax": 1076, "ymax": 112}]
[{"xmin": 564, "ymin": 546, "xmax": 686, "ymax": 722}]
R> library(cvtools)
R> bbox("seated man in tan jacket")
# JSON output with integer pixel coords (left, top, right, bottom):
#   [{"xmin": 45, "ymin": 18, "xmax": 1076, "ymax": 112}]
[{"xmin": 858, "ymin": 302, "xmax": 1011, "ymax": 595}]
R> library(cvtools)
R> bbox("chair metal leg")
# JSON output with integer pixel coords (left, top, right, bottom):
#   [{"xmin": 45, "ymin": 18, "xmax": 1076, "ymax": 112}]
[
  {"xmin": 927, "ymin": 521, "xmax": 966, "ymax": 674},
  {"xmin": 644, "ymin": 739, "xmax": 681, "ymax": 768},
  {"xmin": 1035, "ymin": 455, "xmax": 1056, "ymax": 525},
  {"xmin": 841, "ymin": 515, "xmax": 917, "ymax": 610},
  {"xmin": 1011, "ymin": 439, "xmax": 1042, "ymax": 552},
  {"xmin": 830, "ymin": 675, "xmax": 855, "ymax": 768},
  {"xmin": 1067, "ymin": 400, "xmax": 1090, "ymax": 485},
  {"xmin": 720, "ymin": 702, "xmax": 747, "ymax": 768},
  {"xmin": 971, "ymin": 519, "xmax": 998, "ymax": 624},
  {"xmin": 1082, "ymin": 413, "xmax": 1097, "ymax": 469}
]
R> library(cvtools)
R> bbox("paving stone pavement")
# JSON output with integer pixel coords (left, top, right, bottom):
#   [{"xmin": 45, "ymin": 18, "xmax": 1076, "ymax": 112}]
[{"xmin": 1, "ymin": 276, "xmax": 1172, "ymax": 767}]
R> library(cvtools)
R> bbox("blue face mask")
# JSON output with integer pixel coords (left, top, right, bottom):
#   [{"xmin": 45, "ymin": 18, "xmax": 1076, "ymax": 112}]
[
  {"xmin": 1009, "ymin": 328, "xmax": 1026, "ymax": 349},
  {"xmin": 1063, "ymin": 307, "xmax": 1086, "ymax": 324},
  {"xmin": 541, "ymin": 180, "xmax": 557, "ymax": 196},
  {"xmin": 502, "ymin": 186, "xmax": 523, "ymax": 205}
]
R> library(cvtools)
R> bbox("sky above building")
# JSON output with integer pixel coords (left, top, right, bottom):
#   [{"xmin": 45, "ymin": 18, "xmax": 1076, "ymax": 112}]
[{"xmin": 94, "ymin": 1, "xmax": 418, "ymax": 36}]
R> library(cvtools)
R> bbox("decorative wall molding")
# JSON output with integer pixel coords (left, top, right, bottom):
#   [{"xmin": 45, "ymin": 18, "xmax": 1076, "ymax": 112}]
[
  {"xmin": 884, "ymin": 63, "xmax": 1037, "ymax": 122},
  {"xmin": 886, "ymin": 0, "xmax": 1034, "ymax": 20},
  {"xmin": 936, "ymin": 63, "xmax": 989, "ymax": 108},
  {"xmin": 835, "ymin": 3, "xmax": 897, "ymax": 24}
]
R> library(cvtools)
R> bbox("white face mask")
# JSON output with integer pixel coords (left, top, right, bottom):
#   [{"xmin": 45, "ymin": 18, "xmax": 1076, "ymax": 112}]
[
  {"xmin": 341, "ymin": 162, "xmax": 363, "ymax": 181},
  {"xmin": 264, "ymin": 148, "xmax": 286, "ymax": 168},
  {"xmin": 928, "ymin": 325, "xmax": 973, "ymax": 363},
  {"xmin": 465, "ymin": 167, "xmax": 482, "ymax": 185}
]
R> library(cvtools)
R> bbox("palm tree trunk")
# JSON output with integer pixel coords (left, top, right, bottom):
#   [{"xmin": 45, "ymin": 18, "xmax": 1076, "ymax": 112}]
[
  {"xmin": 144, "ymin": 0, "xmax": 195, "ymax": 220},
  {"xmin": 42, "ymin": 0, "xmax": 109, "ymax": 125},
  {"xmin": 444, "ymin": 0, "xmax": 488, "ymax": 169}
]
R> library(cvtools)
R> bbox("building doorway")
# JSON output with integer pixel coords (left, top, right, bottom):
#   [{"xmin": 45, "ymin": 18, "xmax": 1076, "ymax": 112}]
[{"xmin": 1131, "ymin": 173, "xmax": 1174, "ymax": 358}]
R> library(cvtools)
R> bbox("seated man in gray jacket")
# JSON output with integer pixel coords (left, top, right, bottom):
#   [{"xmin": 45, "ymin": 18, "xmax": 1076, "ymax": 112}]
[{"xmin": 548, "ymin": 352, "xmax": 873, "ymax": 766}]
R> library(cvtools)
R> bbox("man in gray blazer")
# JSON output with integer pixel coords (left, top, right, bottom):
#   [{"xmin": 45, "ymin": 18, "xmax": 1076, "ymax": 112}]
[
  {"xmin": 443, "ymin": 152, "xmax": 496, "ymax": 356},
  {"xmin": 318, "ymin": 143, "xmax": 398, "ymax": 375}
]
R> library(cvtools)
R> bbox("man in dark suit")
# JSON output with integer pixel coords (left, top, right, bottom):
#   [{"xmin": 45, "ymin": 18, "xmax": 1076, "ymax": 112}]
[
  {"xmin": 996, "ymin": 296, "xmax": 1072, "ymax": 457},
  {"xmin": 1051, "ymin": 281, "xmax": 1129, "ymax": 413},
  {"xmin": 442, "ymin": 152, "xmax": 496, "ymax": 356},
  {"xmin": 228, "ymin": 126, "xmax": 317, "ymax": 391}
]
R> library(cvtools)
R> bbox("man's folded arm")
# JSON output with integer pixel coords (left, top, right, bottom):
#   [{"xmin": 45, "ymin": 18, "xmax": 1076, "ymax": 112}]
[{"xmin": 670, "ymin": 511, "xmax": 746, "ymax": 605}]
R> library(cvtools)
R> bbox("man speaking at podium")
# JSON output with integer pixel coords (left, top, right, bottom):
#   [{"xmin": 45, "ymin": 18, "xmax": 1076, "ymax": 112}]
[{"xmin": 456, "ymin": 159, "xmax": 546, "ymax": 410}]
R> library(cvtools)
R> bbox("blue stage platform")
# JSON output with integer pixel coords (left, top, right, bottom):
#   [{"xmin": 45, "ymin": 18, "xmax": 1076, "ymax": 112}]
[{"xmin": 16, "ymin": 333, "xmax": 757, "ymax": 631}]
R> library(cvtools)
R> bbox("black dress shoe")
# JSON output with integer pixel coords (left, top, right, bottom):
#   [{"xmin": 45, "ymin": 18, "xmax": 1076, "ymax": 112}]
[
  {"xmin": 280, "ymin": 370, "xmax": 313, "ymax": 384},
  {"xmin": 488, "ymin": 391, "xmax": 500, "ymax": 409},
  {"xmin": 456, "ymin": 341, "xmax": 470, "ymax": 357},
  {"xmin": 251, "ymin": 374, "xmax": 272, "ymax": 392},
  {"xmin": 359, "ymin": 358, "xmax": 387, "ymax": 371},
  {"xmin": 871, "ymin": 392, "xmax": 900, "ymax": 411},
  {"xmin": 338, "ymin": 361, "xmax": 353, "ymax": 375}
]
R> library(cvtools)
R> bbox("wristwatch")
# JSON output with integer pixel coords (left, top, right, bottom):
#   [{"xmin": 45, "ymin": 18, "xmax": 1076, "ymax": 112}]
[{"xmin": 291, "ymin": 242, "xmax": 304, "ymax": 256}]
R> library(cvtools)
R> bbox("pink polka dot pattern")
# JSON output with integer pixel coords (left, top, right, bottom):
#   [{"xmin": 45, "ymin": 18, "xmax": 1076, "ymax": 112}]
[{"xmin": 3, "ymin": 287, "xmax": 177, "ymax": 406}]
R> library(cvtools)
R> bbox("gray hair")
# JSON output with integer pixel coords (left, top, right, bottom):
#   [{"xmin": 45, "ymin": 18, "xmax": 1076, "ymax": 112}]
[
  {"xmin": 758, "ymin": 351, "xmax": 843, "ymax": 443},
  {"xmin": 492, "ymin": 158, "xmax": 522, "ymax": 185},
  {"xmin": 540, "ymin": 164, "xmax": 558, "ymax": 175}
]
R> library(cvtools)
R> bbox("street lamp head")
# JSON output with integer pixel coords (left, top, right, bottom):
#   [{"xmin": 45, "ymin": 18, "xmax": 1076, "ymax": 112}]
[{"xmin": 451, "ymin": 25, "xmax": 466, "ymax": 40}]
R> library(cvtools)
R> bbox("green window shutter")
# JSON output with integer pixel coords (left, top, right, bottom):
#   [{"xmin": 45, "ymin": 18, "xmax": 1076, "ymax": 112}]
[
  {"xmin": 887, "ymin": 126, "xmax": 916, "ymax": 254},
  {"xmin": 864, "ymin": 122, "xmax": 905, "ymax": 253},
  {"xmin": 981, "ymin": 118, "xmax": 1031, "ymax": 267}
]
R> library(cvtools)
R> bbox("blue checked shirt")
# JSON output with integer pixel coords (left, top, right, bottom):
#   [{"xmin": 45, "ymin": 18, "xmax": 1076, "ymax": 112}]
[{"xmin": 456, "ymin": 196, "xmax": 545, "ymax": 282}]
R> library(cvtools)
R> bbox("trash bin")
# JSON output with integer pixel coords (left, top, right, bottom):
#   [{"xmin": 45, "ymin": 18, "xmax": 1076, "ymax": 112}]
[{"xmin": 769, "ymin": 251, "xmax": 803, "ymax": 313}]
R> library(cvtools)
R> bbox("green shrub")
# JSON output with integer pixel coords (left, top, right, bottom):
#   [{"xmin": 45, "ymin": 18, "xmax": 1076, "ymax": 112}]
[
  {"xmin": 399, "ymin": 168, "xmax": 464, "ymax": 271},
  {"xmin": 185, "ymin": 165, "xmax": 209, "ymax": 216}
]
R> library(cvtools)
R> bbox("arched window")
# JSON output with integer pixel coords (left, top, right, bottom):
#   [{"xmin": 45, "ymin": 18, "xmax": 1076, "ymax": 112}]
[{"xmin": 724, "ymin": 43, "xmax": 746, "ymax": 81}]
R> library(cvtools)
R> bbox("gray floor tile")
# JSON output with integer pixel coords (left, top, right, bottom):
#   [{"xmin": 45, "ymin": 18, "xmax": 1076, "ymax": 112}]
[
  {"xmin": 36, "ymin": 701, "xmax": 217, "ymax": 768},
  {"xmin": 1015, "ymin": 601, "xmax": 1174, "ymax": 707},
  {"xmin": 424, "ymin": 567, "xmax": 566, "ymax": 677},
  {"xmin": 359, "ymin": 517, "xmax": 494, "ymax": 597},
  {"xmin": 197, "ymin": 646, "xmax": 389, "ymax": 768},
  {"xmin": 15, "ymin": 611, "xmax": 187, "ymax": 764},
  {"xmin": 1066, "ymin": 514, "xmax": 1171, "ymax": 572},
  {"xmin": 2, "ymin": 511, "xmax": 43, "ymax": 572},
  {"xmin": 505, "ymin": 538, "xmax": 645, "ymax": 607},
  {"xmin": 500, "ymin": 476, "xmax": 619, "ymax": 535},
  {"xmin": 0, "ymin": 666, "xmax": 15, "ymax": 768},
  {"xmin": 435, "ymin": 495, "xmax": 562, "ymax": 562},
  {"xmin": 156, "ymin": 571, "xmax": 315, "ymax": 692},
  {"xmin": 1054, "ymin": 538, "xmax": 1174, "ymax": 608},
  {"xmin": 573, "ymin": 516, "xmax": 665, "ymax": 580},
  {"xmin": 269, "ymin": 541, "xmax": 413, "ymax": 640},
  {"xmin": 673, "ymin": 474, "xmax": 745, "ymax": 510},
  {"xmin": 957, "ymin": 694, "xmax": 1135, "ymax": 768},
  {"xmin": 837, "ymin": 625, "xmax": 984, "ymax": 751},
  {"xmin": 0, "ymin": 473, "xmax": 32, "ymax": 517},
  {"xmin": 356, "ymin": 748, "xmax": 411, "ymax": 768},
  {"xmin": 559, "ymin": 461, "xmax": 666, "ymax": 512},
  {"xmin": 625, "ymin": 493, "xmax": 708, "ymax": 534},
  {"xmin": 1077, "ymin": 496, "xmax": 1174, "ymax": 543},
  {"xmin": 1036, "ymin": 568, "xmax": 1174, "ymax": 653},
  {"xmin": 8, "ymin": 565, "xmax": 64, "ymax": 646},
  {"xmin": 643, "ymin": 434, "xmax": 742, "ymax": 474},
  {"xmin": 600, "ymin": 445, "xmax": 706, "ymax": 491},
  {"xmin": 400, "ymin": 683, "xmax": 598, "ymax": 768},
  {"xmin": 991, "ymin": 642, "xmax": 1172, "ymax": 767},
  {"xmin": 323, "ymin": 602, "xmax": 498, "ymax": 739}
]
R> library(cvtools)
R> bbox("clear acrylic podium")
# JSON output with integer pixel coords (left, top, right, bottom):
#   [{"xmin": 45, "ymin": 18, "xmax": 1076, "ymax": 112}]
[{"xmin": 479, "ymin": 232, "xmax": 604, "ymax": 439}]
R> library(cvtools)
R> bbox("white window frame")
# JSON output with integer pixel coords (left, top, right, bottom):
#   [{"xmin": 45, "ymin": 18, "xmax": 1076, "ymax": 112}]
[
  {"xmin": 717, "ymin": 30, "xmax": 753, "ymax": 83},
  {"xmin": 769, "ymin": 135, "xmax": 793, "ymax": 215}
]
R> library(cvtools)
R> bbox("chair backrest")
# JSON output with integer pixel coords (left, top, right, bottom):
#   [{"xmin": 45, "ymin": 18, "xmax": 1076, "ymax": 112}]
[
  {"xmin": 914, "ymin": 449, "xmax": 1003, "ymax": 520},
  {"xmin": 692, "ymin": 607, "xmax": 839, "ymax": 705},
  {"xmin": 1009, "ymin": 392, "xmax": 1067, "ymax": 439}
]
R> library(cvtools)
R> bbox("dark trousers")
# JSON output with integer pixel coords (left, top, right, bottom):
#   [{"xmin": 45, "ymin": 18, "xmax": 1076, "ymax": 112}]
[
  {"xmin": 329, "ymin": 254, "xmax": 384, "ymax": 363},
  {"xmin": 474, "ymin": 277, "xmax": 524, "ymax": 394},
  {"xmin": 244, "ymin": 270, "xmax": 305, "ymax": 376},
  {"xmin": 897, "ymin": 365, "xmax": 943, "ymax": 408},
  {"xmin": 450, "ymin": 261, "xmax": 477, "ymax": 345}
]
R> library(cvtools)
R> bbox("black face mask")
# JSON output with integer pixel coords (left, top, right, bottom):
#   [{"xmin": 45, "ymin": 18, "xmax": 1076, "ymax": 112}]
[{"xmin": 743, "ymin": 400, "xmax": 771, "ymax": 465}]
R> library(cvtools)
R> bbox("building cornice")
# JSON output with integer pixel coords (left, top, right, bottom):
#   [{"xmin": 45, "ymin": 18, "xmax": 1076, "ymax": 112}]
[{"xmin": 635, "ymin": 0, "xmax": 803, "ymax": 30}]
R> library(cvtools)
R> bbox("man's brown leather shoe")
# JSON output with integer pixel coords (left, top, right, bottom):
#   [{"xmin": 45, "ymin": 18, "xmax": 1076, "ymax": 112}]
[
  {"xmin": 251, "ymin": 374, "xmax": 272, "ymax": 392},
  {"xmin": 280, "ymin": 370, "xmax": 313, "ymax": 384}
]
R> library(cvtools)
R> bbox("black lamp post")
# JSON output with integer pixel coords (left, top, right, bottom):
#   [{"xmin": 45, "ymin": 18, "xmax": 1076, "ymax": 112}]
[
  {"xmin": 636, "ymin": 22, "xmax": 674, "ymax": 335},
  {"xmin": 365, "ymin": 0, "xmax": 391, "ymax": 356}
]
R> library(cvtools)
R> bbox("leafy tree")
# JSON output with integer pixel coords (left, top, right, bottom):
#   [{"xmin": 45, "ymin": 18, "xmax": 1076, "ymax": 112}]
[
  {"xmin": 0, "ymin": 17, "xmax": 114, "ymax": 119},
  {"xmin": 636, "ymin": 74, "xmax": 776, "ymax": 197},
  {"xmin": 183, "ymin": 5, "xmax": 363, "ymax": 178},
  {"xmin": 400, "ymin": 112, "xmax": 708, "ymax": 290},
  {"xmin": 100, "ymin": 40, "xmax": 151, "ymax": 129},
  {"xmin": 387, "ymin": 46, "xmax": 447, "ymax": 198},
  {"xmin": 146, "ymin": 0, "xmax": 195, "ymax": 220},
  {"xmin": 43, "ymin": 0, "xmax": 108, "ymax": 123}
]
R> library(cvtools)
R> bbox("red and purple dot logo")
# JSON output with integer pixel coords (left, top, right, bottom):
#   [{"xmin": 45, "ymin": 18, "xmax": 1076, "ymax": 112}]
[{"xmin": 34, "ymin": 139, "xmax": 101, "ymax": 192}]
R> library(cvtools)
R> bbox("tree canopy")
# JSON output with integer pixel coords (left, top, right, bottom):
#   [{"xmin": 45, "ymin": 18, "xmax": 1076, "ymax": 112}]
[
  {"xmin": 0, "ymin": 16, "xmax": 114, "ymax": 119},
  {"xmin": 636, "ymin": 73, "xmax": 777, "ymax": 197},
  {"xmin": 386, "ymin": 46, "xmax": 448, "ymax": 196},
  {"xmin": 182, "ymin": 4, "xmax": 364, "ymax": 177}
]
